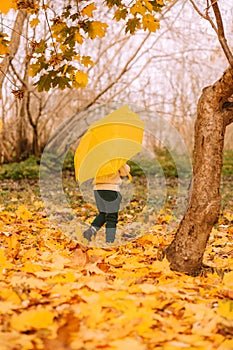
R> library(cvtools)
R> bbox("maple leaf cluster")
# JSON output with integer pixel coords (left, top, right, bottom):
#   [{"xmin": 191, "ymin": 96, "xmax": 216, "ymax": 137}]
[{"xmin": 0, "ymin": 0, "xmax": 168, "ymax": 92}]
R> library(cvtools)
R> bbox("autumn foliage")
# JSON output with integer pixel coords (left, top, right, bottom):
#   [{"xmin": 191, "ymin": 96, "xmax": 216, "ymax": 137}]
[
  {"xmin": 0, "ymin": 0, "xmax": 165, "ymax": 92},
  {"xmin": 0, "ymin": 180, "xmax": 233, "ymax": 349}
]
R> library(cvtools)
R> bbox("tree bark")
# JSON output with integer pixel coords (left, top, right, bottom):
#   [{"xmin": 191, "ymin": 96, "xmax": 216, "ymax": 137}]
[
  {"xmin": 166, "ymin": 67, "xmax": 233, "ymax": 276},
  {"xmin": 0, "ymin": 10, "xmax": 27, "ymax": 98}
]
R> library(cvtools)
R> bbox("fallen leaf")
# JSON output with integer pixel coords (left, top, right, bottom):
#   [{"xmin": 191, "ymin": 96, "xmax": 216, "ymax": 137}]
[
  {"xmin": 11, "ymin": 308, "xmax": 55, "ymax": 331},
  {"xmin": 217, "ymin": 300, "xmax": 233, "ymax": 320},
  {"xmin": 69, "ymin": 247, "xmax": 90, "ymax": 267},
  {"xmin": 111, "ymin": 337, "xmax": 147, "ymax": 350},
  {"xmin": 43, "ymin": 312, "xmax": 80, "ymax": 349}
]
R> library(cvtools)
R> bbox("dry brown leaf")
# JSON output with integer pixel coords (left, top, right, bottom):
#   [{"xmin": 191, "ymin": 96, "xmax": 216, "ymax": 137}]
[
  {"xmin": 43, "ymin": 312, "xmax": 80, "ymax": 349},
  {"xmin": 69, "ymin": 247, "xmax": 90, "ymax": 267}
]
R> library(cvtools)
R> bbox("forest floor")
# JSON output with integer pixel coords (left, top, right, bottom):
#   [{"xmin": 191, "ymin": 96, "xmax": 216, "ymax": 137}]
[{"xmin": 0, "ymin": 174, "xmax": 232, "ymax": 350}]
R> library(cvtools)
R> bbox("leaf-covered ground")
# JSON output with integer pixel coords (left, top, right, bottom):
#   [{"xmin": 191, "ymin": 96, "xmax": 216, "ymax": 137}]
[{"xmin": 0, "ymin": 176, "xmax": 233, "ymax": 350}]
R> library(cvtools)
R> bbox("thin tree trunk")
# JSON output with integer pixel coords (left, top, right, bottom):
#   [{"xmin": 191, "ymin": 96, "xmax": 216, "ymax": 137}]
[
  {"xmin": 0, "ymin": 10, "xmax": 27, "ymax": 98},
  {"xmin": 166, "ymin": 67, "xmax": 233, "ymax": 276},
  {"xmin": 16, "ymin": 97, "xmax": 29, "ymax": 159}
]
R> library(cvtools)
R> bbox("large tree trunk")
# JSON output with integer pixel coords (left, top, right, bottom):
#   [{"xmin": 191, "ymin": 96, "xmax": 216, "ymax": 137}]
[{"xmin": 166, "ymin": 67, "xmax": 233, "ymax": 276}]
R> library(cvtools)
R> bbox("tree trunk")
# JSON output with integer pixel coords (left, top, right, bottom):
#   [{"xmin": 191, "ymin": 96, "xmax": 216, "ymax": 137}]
[
  {"xmin": 16, "ymin": 97, "xmax": 29, "ymax": 160},
  {"xmin": 0, "ymin": 10, "xmax": 27, "ymax": 162},
  {"xmin": 0, "ymin": 10, "xmax": 27, "ymax": 98},
  {"xmin": 166, "ymin": 67, "xmax": 233, "ymax": 276}
]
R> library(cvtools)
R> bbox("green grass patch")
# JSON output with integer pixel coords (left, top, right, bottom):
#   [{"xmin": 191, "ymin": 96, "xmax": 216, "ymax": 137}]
[
  {"xmin": 0, "ymin": 156, "xmax": 40, "ymax": 180},
  {"xmin": 128, "ymin": 147, "xmax": 192, "ymax": 178},
  {"xmin": 0, "ymin": 150, "xmax": 232, "ymax": 180},
  {"xmin": 222, "ymin": 150, "xmax": 233, "ymax": 176}
]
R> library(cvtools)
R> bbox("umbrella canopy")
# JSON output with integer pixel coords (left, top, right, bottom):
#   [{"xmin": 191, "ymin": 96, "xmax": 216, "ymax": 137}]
[{"xmin": 74, "ymin": 105, "xmax": 144, "ymax": 184}]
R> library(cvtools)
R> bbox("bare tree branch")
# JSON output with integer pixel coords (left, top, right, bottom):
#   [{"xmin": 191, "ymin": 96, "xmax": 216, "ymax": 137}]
[
  {"xmin": 210, "ymin": 0, "xmax": 233, "ymax": 67},
  {"xmin": 188, "ymin": 0, "xmax": 206, "ymax": 19},
  {"xmin": 189, "ymin": 0, "xmax": 233, "ymax": 67}
]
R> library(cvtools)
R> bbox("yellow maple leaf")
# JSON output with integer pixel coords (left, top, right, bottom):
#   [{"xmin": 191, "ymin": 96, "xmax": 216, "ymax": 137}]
[
  {"xmin": 217, "ymin": 300, "xmax": 233, "ymax": 320},
  {"xmin": 142, "ymin": 14, "xmax": 160, "ymax": 32},
  {"xmin": 139, "ymin": 283, "xmax": 158, "ymax": 294},
  {"xmin": 51, "ymin": 22, "xmax": 66, "ymax": 38},
  {"xmin": 223, "ymin": 270, "xmax": 233, "ymax": 287},
  {"xmin": 81, "ymin": 55, "xmax": 94, "ymax": 67},
  {"xmin": 150, "ymin": 258, "xmax": 172, "ymax": 275},
  {"xmin": 0, "ymin": 0, "xmax": 16, "ymax": 14},
  {"xmin": 0, "ymin": 288, "xmax": 22, "ymax": 305},
  {"xmin": 223, "ymin": 211, "xmax": 233, "ymax": 221},
  {"xmin": 0, "ymin": 120, "xmax": 2, "ymax": 133},
  {"xmin": 11, "ymin": 308, "xmax": 54, "ymax": 331},
  {"xmin": 74, "ymin": 70, "xmax": 88, "ymax": 88},
  {"xmin": 15, "ymin": 205, "xmax": 32, "ymax": 220},
  {"xmin": 88, "ymin": 21, "xmax": 108, "ymax": 39},
  {"xmin": 7, "ymin": 235, "xmax": 20, "ymax": 259},
  {"xmin": 21, "ymin": 247, "xmax": 38, "ymax": 261},
  {"xmin": 47, "ymin": 272, "xmax": 76, "ymax": 284},
  {"xmin": 130, "ymin": 1, "xmax": 146, "ymax": 16},
  {"xmin": 0, "ymin": 332, "xmax": 35, "ymax": 350},
  {"xmin": 11, "ymin": 275, "xmax": 47, "ymax": 290},
  {"xmin": 0, "ymin": 248, "xmax": 14, "ymax": 271},
  {"xmin": 0, "ymin": 249, "xmax": 7, "ymax": 266},
  {"xmin": 111, "ymin": 338, "xmax": 147, "ymax": 350},
  {"xmin": 114, "ymin": 8, "xmax": 128, "ymax": 21},
  {"xmin": 0, "ymin": 43, "xmax": 9, "ymax": 55},
  {"xmin": 157, "ymin": 0, "xmax": 165, "ymax": 5},
  {"xmin": 144, "ymin": 0, "xmax": 153, "ymax": 12},
  {"xmin": 219, "ymin": 339, "xmax": 233, "ymax": 350},
  {"xmin": 30, "ymin": 18, "xmax": 40, "ymax": 27},
  {"xmin": 21, "ymin": 262, "xmax": 43, "ymax": 273},
  {"xmin": 74, "ymin": 31, "xmax": 83, "ymax": 44},
  {"xmin": 81, "ymin": 3, "xmax": 96, "ymax": 17},
  {"xmin": 0, "ymin": 301, "xmax": 19, "ymax": 314}
]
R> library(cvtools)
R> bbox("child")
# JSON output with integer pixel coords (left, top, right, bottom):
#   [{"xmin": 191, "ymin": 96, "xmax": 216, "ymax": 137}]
[{"xmin": 82, "ymin": 163, "xmax": 131, "ymax": 243}]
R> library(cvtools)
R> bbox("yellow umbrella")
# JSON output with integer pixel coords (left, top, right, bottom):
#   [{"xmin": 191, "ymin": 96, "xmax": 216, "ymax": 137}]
[{"xmin": 74, "ymin": 105, "xmax": 144, "ymax": 184}]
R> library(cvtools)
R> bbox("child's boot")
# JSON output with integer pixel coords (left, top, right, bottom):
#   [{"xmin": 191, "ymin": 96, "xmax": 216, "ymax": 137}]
[
  {"xmin": 106, "ymin": 227, "xmax": 116, "ymax": 243},
  {"xmin": 82, "ymin": 226, "xmax": 96, "ymax": 241}
]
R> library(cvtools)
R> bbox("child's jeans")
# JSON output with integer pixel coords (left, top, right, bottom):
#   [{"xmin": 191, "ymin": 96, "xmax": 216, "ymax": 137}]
[{"xmin": 91, "ymin": 190, "xmax": 122, "ymax": 242}]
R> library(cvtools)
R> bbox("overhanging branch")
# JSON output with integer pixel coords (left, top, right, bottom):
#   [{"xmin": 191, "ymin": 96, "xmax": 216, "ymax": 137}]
[
  {"xmin": 189, "ymin": 0, "xmax": 233, "ymax": 68},
  {"xmin": 210, "ymin": 0, "xmax": 233, "ymax": 68}
]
